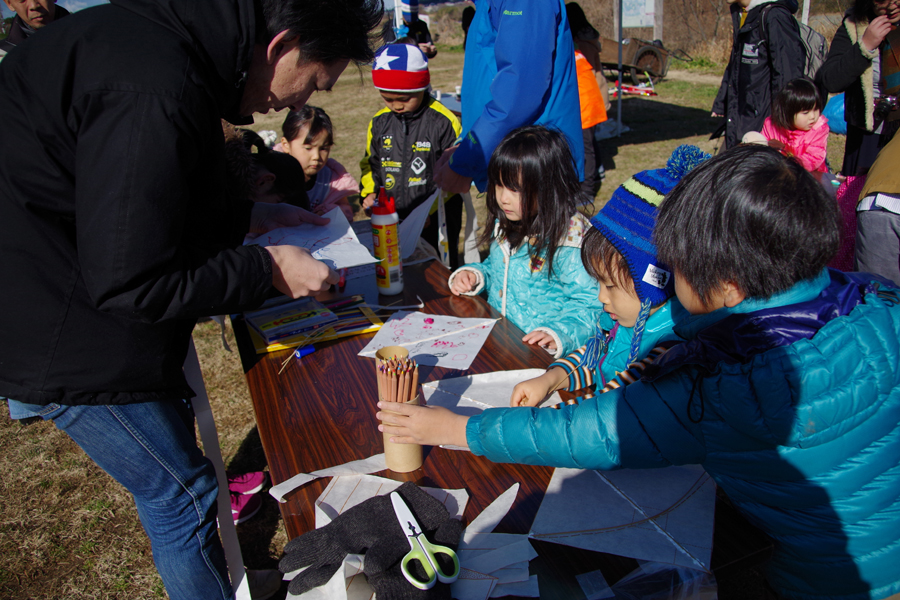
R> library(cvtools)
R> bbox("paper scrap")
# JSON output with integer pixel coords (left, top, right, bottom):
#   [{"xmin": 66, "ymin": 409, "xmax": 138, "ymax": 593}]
[
  {"xmin": 465, "ymin": 483, "xmax": 518, "ymax": 535},
  {"xmin": 459, "ymin": 537, "xmax": 537, "ymax": 575},
  {"xmin": 314, "ymin": 474, "xmax": 468, "ymax": 529},
  {"xmin": 398, "ymin": 190, "xmax": 438, "ymax": 259},
  {"xmin": 529, "ymin": 466, "xmax": 716, "ymax": 571},
  {"xmin": 452, "ymin": 568, "xmax": 499, "ymax": 600},
  {"xmin": 491, "ymin": 574, "xmax": 540, "ymax": 598},
  {"xmin": 576, "ymin": 569, "xmax": 616, "ymax": 600},
  {"xmin": 246, "ymin": 206, "xmax": 378, "ymax": 270},
  {"xmin": 269, "ymin": 454, "xmax": 388, "ymax": 503},
  {"xmin": 359, "ymin": 311, "xmax": 497, "ymax": 370}
]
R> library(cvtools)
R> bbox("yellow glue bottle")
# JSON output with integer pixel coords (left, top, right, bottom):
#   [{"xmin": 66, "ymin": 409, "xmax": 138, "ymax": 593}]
[{"xmin": 371, "ymin": 187, "xmax": 404, "ymax": 295}]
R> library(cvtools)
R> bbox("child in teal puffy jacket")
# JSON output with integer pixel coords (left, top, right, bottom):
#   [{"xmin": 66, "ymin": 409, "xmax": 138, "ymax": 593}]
[
  {"xmin": 511, "ymin": 145, "xmax": 711, "ymax": 407},
  {"xmin": 448, "ymin": 126, "xmax": 601, "ymax": 358},
  {"xmin": 381, "ymin": 146, "xmax": 900, "ymax": 600}
]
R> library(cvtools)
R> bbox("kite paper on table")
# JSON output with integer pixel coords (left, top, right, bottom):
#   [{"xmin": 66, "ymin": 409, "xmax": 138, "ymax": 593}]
[
  {"xmin": 358, "ymin": 311, "xmax": 498, "ymax": 370},
  {"xmin": 529, "ymin": 465, "xmax": 716, "ymax": 572},
  {"xmin": 245, "ymin": 206, "xmax": 378, "ymax": 270},
  {"xmin": 421, "ymin": 370, "xmax": 563, "ymax": 450}
]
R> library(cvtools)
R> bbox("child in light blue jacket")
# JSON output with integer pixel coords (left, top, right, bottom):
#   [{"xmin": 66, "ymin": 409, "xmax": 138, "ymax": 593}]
[
  {"xmin": 510, "ymin": 145, "xmax": 711, "ymax": 406},
  {"xmin": 448, "ymin": 126, "xmax": 600, "ymax": 358}
]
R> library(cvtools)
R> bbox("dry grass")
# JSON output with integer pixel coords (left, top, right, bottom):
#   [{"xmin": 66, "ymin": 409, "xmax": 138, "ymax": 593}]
[{"xmin": 1, "ymin": 35, "xmax": 847, "ymax": 599}]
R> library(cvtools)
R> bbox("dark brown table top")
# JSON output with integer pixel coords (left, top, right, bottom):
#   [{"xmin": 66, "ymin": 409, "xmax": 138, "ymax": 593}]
[{"xmin": 232, "ymin": 259, "xmax": 772, "ymax": 598}]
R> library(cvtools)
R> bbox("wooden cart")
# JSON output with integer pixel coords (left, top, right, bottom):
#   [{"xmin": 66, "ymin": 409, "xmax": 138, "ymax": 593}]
[{"xmin": 599, "ymin": 36, "xmax": 688, "ymax": 85}]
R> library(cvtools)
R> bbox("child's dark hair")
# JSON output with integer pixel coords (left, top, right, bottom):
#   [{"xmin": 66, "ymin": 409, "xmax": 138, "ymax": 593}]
[
  {"xmin": 581, "ymin": 227, "xmax": 634, "ymax": 294},
  {"xmin": 482, "ymin": 126, "xmax": 581, "ymax": 277},
  {"xmin": 254, "ymin": 152, "xmax": 309, "ymax": 209},
  {"xmin": 656, "ymin": 145, "xmax": 839, "ymax": 306},
  {"xmin": 771, "ymin": 78, "xmax": 823, "ymax": 131},
  {"xmin": 282, "ymin": 106, "xmax": 335, "ymax": 146}
]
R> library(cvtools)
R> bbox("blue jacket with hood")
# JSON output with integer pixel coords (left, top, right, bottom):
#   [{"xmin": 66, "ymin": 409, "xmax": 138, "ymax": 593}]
[
  {"xmin": 466, "ymin": 269, "xmax": 900, "ymax": 600},
  {"xmin": 449, "ymin": 0, "xmax": 584, "ymax": 191}
]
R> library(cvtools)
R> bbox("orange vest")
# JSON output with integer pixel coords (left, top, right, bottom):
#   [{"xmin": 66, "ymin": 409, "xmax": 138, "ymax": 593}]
[{"xmin": 575, "ymin": 50, "xmax": 607, "ymax": 129}]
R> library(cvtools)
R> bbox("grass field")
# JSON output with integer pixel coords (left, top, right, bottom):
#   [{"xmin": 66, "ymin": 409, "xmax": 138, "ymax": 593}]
[{"xmin": 0, "ymin": 46, "xmax": 845, "ymax": 600}]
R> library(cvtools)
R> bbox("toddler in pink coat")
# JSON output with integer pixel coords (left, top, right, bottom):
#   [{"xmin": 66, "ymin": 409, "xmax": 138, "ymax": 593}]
[{"xmin": 760, "ymin": 78, "xmax": 829, "ymax": 173}]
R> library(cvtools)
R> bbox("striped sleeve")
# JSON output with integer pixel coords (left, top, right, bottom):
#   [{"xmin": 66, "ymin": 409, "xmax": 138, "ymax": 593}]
[
  {"xmin": 552, "ymin": 344, "xmax": 674, "ymax": 409},
  {"xmin": 548, "ymin": 345, "xmax": 595, "ymax": 392}
]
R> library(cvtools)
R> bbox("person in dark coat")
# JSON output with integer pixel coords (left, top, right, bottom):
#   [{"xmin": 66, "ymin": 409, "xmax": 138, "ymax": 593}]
[
  {"xmin": 0, "ymin": 0, "xmax": 68, "ymax": 57},
  {"xmin": 0, "ymin": 0, "xmax": 381, "ymax": 598},
  {"xmin": 712, "ymin": 0, "xmax": 806, "ymax": 149},
  {"xmin": 818, "ymin": 0, "xmax": 900, "ymax": 175}
]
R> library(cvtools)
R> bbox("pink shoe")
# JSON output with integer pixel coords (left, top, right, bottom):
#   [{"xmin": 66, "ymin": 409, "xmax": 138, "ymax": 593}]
[
  {"xmin": 231, "ymin": 491, "xmax": 262, "ymax": 524},
  {"xmin": 227, "ymin": 471, "xmax": 268, "ymax": 495}
]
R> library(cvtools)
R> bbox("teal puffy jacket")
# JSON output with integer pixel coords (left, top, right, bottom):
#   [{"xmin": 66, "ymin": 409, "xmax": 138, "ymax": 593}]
[
  {"xmin": 449, "ymin": 214, "xmax": 601, "ymax": 357},
  {"xmin": 467, "ymin": 270, "xmax": 900, "ymax": 600}
]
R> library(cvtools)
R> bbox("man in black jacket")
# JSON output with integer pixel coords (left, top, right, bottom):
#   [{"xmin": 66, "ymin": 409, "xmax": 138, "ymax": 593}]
[
  {"xmin": 712, "ymin": 0, "xmax": 806, "ymax": 149},
  {"xmin": 0, "ymin": 0, "xmax": 381, "ymax": 598},
  {"xmin": 0, "ymin": 0, "xmax": 68, "ymax": 58}
]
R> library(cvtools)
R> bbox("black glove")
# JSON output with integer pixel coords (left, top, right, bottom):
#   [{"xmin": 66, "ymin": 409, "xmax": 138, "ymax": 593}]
[{"xmin": 279, "ymin": 481, "xmax": 462, "ymax": 597}]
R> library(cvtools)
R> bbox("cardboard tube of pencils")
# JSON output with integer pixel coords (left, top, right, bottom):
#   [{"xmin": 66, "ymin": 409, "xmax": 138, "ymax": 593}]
[
  {"xmin": 374, "ymin": 346, "xmax": 408, "ymax": 403},
  {"xmin": 380, "ymin": 394, "xmax": 423, "ymax": 473}
]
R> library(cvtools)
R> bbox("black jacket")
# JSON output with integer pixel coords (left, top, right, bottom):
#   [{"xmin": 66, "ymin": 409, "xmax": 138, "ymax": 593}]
[
  {"xmin": 359, "ymin": 96, "xmax": 461, "ymax": 219},
  {"xmin": 0, "ymin": 0, "xmax": 273, "ymax": 405},
  {"xmin": 819, "ymin": 13, "xmax": 878, "ymax": 132},
  {"xmin": 712, "ymin": 0, "xmax": 805, "ymax": 149},
  {"xmin": 0, "ymin": 5, "xmax": 70, "ymax": 54}
]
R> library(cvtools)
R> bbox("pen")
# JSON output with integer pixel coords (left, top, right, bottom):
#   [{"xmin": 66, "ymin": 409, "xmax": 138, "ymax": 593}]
[{"xmin": 338, "ymin": 268, "xmax": 347, "ymax": 292}]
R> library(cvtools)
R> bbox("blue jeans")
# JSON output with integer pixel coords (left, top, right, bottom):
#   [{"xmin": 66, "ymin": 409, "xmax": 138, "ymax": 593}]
[{"xmin": 7, "ymin": 398, "xmax": 233, "ymax": 600}]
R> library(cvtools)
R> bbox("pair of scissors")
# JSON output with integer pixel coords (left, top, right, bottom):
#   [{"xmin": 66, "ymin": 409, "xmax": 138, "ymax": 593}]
[{"xmin": 390, "ymin": 491, "xmax": 460, "ymax": 590}]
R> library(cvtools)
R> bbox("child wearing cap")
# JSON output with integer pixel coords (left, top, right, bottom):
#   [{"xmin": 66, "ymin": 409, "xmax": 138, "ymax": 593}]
[
  {"xmin": 360, "ymin": 43, "xmax": 463, "ymax": 267},
  {"xmin": 381, "ymin": 0, "xmax": 437, "ymax": 58},
  {"xmin": 510, "ymin": 145, "xmax": 711, "ymax": 407}
]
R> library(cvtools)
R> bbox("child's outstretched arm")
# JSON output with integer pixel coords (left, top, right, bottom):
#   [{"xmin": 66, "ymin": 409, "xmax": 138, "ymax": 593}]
[
  {"xmin": 510, "ymin": 367, "xmax": 568, "ymax": 407},
  {"xmin": 377, "ymin": 402, "xmax": 470, "ymax": 448}
]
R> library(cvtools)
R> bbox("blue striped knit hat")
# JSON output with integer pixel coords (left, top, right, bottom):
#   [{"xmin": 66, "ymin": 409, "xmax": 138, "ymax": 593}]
[{"xmin": 585, "ymin": 145, "xmax": 710, "ymax": 365}]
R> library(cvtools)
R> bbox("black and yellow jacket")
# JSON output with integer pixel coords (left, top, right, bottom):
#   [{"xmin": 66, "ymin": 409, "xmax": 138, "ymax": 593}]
[{"xmin": 360, "ymin": 95, "xmax": 461, "ymax": 219}]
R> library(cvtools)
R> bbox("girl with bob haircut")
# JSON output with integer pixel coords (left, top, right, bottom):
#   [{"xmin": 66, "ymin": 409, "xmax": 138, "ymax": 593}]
[
  {"xmin": 449, "ymin": 125, "xmax": 602, "ymax": 357},
  {"xmin": 382, "ymin": 145, "xmax": 900, "ymax": 600},
  {"xmin": 760, "ymin": 78, "xmax": 830, "ymax": 173},
  {"xmin": 280, "ymin": 106, "xmax": 358, "ymax": 220}
]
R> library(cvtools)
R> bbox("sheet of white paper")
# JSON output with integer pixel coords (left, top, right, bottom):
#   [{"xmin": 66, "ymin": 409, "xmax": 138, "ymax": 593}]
[
  {"xmin": 576, "ymin": 569, "xmax": 616, "ymax": 600},
  {"xmin": 421, "ymin": 370, "xmax": 563, "ymax": 417},
  {"xmin": 358, "ymin": 311, "xmax": 498, "ymax": 370},
  {"xmin": 452, "ymin": 568, "xmax": 498, "ymax": 600},
  {"xmin": 492, "ymin": 562, "xmax": 531, "ymax": 584},
  {"xmin": 491, "ymin": 574, "xmax": 540, "ymax": 598},
  {"xmin": 530, "ymin": 466, "xmax": 716, "ymax": 571},
  {"xmin": 269, "ymin": 454, "xmax": 388, "ymax": 503},
  {"xmin": 465, "ymin": 483, "xmax": 518, "ymax": 534},
  {"xmin": 399, "ymin": 190, "xmax": 438, "ymax": 259},
  {"xmin": 246, "ymin": 207, "xmax": 378, "ymax": 270},
  {"xmin": 285, "ymin": 555, "xmax": 368, "ymax": 600}
]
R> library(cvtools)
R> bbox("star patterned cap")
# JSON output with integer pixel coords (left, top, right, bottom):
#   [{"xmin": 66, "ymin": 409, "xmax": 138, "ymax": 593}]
[{"xmin": 372, "ymin": 44, "xmax": 430, "ymax": 92}]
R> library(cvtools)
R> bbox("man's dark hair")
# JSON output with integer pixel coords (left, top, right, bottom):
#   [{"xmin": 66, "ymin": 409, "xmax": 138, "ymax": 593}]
[
  {"xmin": 655, "ymin": 145, "xmax": 839, "ymax": 306},
  {"xmin": 258, "ymin": 0, "xmax": 383, "ymax": 65},
  {"xmin": 581, "ymin": 226, "xmax": 634, "ymax": 293},
  {"xmin": 771, "ymin": 78, "xmax": 823, "ymax": 131},
  {"xmin": 282, "ymin": 106, "xmax": 334, "ymax": 146}
]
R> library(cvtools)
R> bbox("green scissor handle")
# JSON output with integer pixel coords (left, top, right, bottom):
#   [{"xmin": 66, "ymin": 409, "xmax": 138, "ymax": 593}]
[{"xmin": 400, "ymin": 533, "xmax": 460, "ymax": 590}]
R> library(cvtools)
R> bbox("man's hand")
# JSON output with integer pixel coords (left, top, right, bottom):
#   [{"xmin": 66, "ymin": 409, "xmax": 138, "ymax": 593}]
[
  {"xmin": 265, "ymin": 245, "xmax": 340, "ymax": 298},
  {"xmin": 434, "ymin": 146, "xmax": 474, "ymax": 195},
  {"xmin": 376, "ymin": 402, "xmax": 469, "ymax": 447},
  {"xmin": 361, "ymin": 193, "xmax": 377, "ymax": 215},
  {"xmin": 862, "ymin": 15, "xmax": 895, "ymax": 52},
  {"xmin": 522, "ymin": 330, "xmax": 557, "ymax": 352},
  {"xmin": 510, "ymin": 368, "xmax": 567, "ymax": 407},
  {"xmin": 251, "ymin": 202, "xmax": 329, "ymax": 234},
  {"xmin": 450, "ymin": 270, "xmax": 478, "ymax": 295},
  {"xmin": 418, "ymin": 42, "xmax": 437, "ymax": 58}
]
